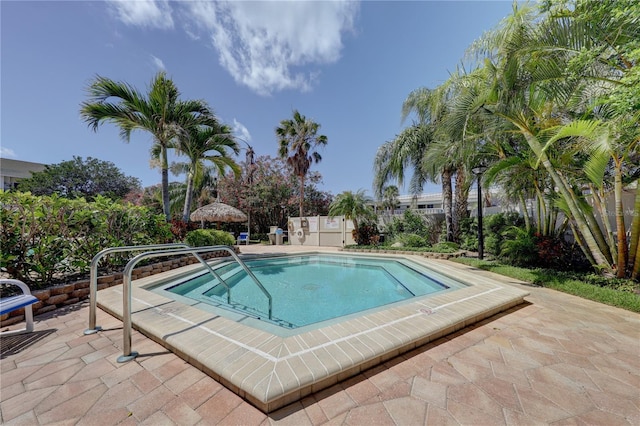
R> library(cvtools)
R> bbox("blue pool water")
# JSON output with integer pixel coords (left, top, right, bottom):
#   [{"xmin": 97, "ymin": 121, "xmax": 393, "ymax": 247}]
[{"xmin": 165, "ymin": 254, "xmax": 462, "ymax": 329}]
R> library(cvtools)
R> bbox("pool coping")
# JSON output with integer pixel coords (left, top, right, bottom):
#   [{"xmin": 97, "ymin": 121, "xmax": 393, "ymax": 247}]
[{"xmin": 96, "ymin": 251, "xmax": 529, "ymax": 412}]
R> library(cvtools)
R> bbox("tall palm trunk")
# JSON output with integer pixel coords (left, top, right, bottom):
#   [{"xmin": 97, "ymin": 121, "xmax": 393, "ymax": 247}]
[
  {"xmin": 182, "ymin": 172, "xmax": 195, "ymax": 223},
  {"xmin": 298, "ymin": 174, "xmax": 305, "ymax": 218},
  {"xmin": 442, "ymin": 169, "xmax": 454, "ymax": 242},
  {"xmin": 496, "ymin": 108, "xmax": 613, "ymax": 266},
  {"xmin": 160, "ymin": 145, "xmax": 171, "ymax": 221},
  {"xmin": 629, "ymin": 184, "xmax": 640, "ymax": 280},
  {"xmin": 453, "ymin": 167, "xmax": 469, "ymax": 242},
  {"xmin": 590, "ymin": 184, "xmax": 617, "ymax": 265},
  {"xmin": 518, "ymin": 193, "xmax": 531, "ymax": 232},
  {"xmin": 613, "ymin": 162, "xmax": 628, "ymax": 278},
  {"xmin": 519, "ymin": 130, "xmax": 611, "ymax": 268}
]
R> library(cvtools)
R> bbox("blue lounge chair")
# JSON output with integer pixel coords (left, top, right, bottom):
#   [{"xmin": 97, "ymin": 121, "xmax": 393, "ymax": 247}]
[
  {"xmin": 0, "ymin": 279, "xmax": 38, "ymax": 336},
  {"xmin": 237, "ymin": 232, "xmax": 249, "ymax": 245}
]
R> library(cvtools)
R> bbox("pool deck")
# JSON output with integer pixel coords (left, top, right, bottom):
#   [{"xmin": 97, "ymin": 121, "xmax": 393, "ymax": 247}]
[
  {"xmin": 1, "ymin": 245, "xmax": 639, "ymax": 424},
  {"xmin": 95, "ymin": 247, "xmax": 529, "ymax": 412}
]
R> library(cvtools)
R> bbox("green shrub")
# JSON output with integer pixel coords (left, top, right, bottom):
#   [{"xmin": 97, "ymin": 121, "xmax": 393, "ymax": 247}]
[
  {"xmin": 384, "ymin": 209, "xmax": 441, "ymax": 244},
  {"xmin": 432, "ymin": 241, "xmax": 459, "ymax": 252},
  {"xmin": 459, "ymin": 213, "xmax": 526, "ymax": 257},
  {"xmin": 397, "ymin": 233, "xmax": 429, "ymax": 248},
  {"xmin": 251, "ymin": 233, "xmax": 268, "ymax": 242},
  {"xmin": 185, "ymin": 229, "xmax": 235, "ymax": 247},
  {"xmin": 208, "ymin": 230, "xmax": 236, "ymax": 246},
  {"xmin": 185, "ymin": 229, "xmax": 215, "ymax": 247},
  {"xmin": 0, "ymin": 191, "xmax": 174, "ymax": 286},
  {"xmin": 458, "ymin": 217, "xmax": 478, "ymax": 251},
  {"xmin": 500, "ymin": 227, "xmax": 539, "ymax": 266}
]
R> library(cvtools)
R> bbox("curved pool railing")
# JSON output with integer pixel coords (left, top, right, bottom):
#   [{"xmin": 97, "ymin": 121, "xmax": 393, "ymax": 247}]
[
  {"xmin": 84, "ymin": 243, "xmax": 195, "ymax": 335},
  {"xmin": 118, "ymin": 245, "xmax": 272, "ymax": 363}
]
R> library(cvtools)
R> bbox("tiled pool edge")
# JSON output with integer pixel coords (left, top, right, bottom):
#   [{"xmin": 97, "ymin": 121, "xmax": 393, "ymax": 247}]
[{"xmin": 96, "ymin": 255, "xmax": 529, "ymax": 413}]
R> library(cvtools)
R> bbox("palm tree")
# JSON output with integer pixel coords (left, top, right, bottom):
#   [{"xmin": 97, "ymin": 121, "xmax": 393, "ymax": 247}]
[
  {"xmin": 381, "ymin": 185, "xmax": 400, "ymax": 214},
  {"xmin": 328, "ymin": 190, "xmax": 376, "ymax": 234},
  {"xmin": 275, "ymin": 110, "xmax": 328, "ymax": 218},
  {"xmin": 80, "ymin": 72, "xmax": 214, "ymax": 221},
  {"xmin": 171, "ymin": 124, "xmax": 241, "ymax": 222}
]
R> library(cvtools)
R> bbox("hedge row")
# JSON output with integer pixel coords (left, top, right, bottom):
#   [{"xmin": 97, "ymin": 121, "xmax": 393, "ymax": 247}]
[{"xmin": 1, "ymin": 191, "xmax": 174, "ymax": 287}]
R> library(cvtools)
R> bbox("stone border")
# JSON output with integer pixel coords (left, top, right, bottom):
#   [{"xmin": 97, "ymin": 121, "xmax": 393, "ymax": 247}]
[
  {"xmin": 0, "ymin": 248, "xmax": 238, "ymax": 327},
  {"xmin": 341, "ymin": 247, "xmax": 468, "ymax": 260}
]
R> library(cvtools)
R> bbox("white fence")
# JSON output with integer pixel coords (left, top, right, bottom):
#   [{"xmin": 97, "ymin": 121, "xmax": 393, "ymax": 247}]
[{"xmin": 287, "ymin": 216, "xmax": 355, "ymax": 247}]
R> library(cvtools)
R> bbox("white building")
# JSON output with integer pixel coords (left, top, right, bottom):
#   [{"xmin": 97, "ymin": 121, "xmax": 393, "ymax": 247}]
[
  {"xmin": 0, "ymin": 158, "xmax": 47, "ymax": 190},
  {"xmin": 379, "ymin": 189, "xmax": 504, "ymax": 217}
]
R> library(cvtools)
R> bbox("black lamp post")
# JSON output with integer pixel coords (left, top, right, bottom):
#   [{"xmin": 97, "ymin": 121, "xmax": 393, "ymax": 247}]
[{"xmin": 472, "ymin": 164, "xmax": 488, "ymax": 260}]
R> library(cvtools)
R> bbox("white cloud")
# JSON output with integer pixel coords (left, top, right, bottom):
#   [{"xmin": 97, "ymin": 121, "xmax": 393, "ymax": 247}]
[
  {"xmin": 185, "ymin": 1, "xmax": 359, "ymax": 95},
  {"xmin": 151, "ymin": 54, "xmax": 166, "ymax": 70},
  {"xmin": 232, "ymin": 119, "xmax": 252, "ymax": 143},
  {"xmin": 106, "ymin": 1, "xmax": 359, "ymax": 95},
  {"xmin": 0, "ymin": 147, "xmax": 16, "ymax": 158},
  {"xmin": 107, "ymin": 0, "xmax": 174, "ymax": 30}
]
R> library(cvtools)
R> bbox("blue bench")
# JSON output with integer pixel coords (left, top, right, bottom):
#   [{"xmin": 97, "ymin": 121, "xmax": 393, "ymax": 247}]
[{"xmin": 1, "ymin": 279, "xmax": 38, "ymax": 336}]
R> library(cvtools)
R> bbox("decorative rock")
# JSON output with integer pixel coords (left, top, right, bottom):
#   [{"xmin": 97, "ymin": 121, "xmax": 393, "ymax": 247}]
[
  {"xmin": 32, "ymin": 290, "xmax": 51, "ymax": 301},
  {"xmin": 50, "ymin": 284, "xmax": 75, "ymax": 295},
  {"xmin": 72, "ymin": 288, "xmax": 90, "ymax": 299},
  {"xmin": 46, "ymin": 294, "xmax": 69, "ymax": 305},
  {"xmin": 37, "ymin": 305, "xmax": 57, "ymax": 314},
  {"xmin": 97, "ymin": 275, "xmax": 115, "ymax": 284},
  {"xmin": 74, "ymin": 280, "xmax": 90, "ymax": 289}
]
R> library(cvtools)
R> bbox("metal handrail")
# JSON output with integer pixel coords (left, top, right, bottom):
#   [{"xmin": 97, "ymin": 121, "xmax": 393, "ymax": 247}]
[
  {"xmin": 118, "ymin": 245, "xmax": 272, "ymax": 363},
  {"xmin": 85, "ymin": 244, "xmax": 189, "ymax": 335},
  {"xmin": 84, "ymin": 243, "xmax": 231, "ymax": 335}
]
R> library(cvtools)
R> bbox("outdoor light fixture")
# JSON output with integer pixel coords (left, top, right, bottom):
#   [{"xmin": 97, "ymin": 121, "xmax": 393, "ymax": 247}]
[{"xmin": 472, "ymin": 163, "xmax": 488, "ymax": 260}]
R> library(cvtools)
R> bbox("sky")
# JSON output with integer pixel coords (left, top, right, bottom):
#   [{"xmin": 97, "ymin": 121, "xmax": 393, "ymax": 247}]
[{"xmin": 1, "ymin": 0, "xmax": 517, "ymax": 198}]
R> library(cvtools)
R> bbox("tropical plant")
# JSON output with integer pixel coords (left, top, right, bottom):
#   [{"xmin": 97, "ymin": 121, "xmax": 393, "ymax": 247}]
[
  {"xmin": 275, "ymin": 110, "xmax": 328, "ymax": 218},
  {"xmin": 381, "ymin": 185, "xmax": 400, "ymax": 214},
  {"xmin": 0, "ymin": 191, "xmax": 172, "ymax": 286},
  {"xmin": 442, "ymin": 0, "xmax": 639, "ymax": 278},
  {"xmin": 171, "ymin": 123, "xmax": 240, "ymax": 222},
  {"xmin": 80, "ymin": 71, "xmax": 215, "ymax": 221},
  {"xmin": 327, "ymin": 190, "xmax": 376, "ymax": 236}
]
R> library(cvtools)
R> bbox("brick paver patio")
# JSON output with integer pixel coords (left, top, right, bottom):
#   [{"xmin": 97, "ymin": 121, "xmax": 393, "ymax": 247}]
[{"xmin": 1, "ymin": 247, "xmax": 639, "ymax": 425}]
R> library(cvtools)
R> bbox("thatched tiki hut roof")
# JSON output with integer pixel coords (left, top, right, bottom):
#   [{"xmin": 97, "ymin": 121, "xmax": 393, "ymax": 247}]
[{"xmin": 190, "ymin": 202, "xmax": 247, "ymax": 228}]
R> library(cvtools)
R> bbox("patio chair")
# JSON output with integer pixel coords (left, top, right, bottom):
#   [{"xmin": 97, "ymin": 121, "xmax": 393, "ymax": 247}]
[
  {"xmin": 0, "ymin": 279, "xmax": 38, "ymax": 336},
  {"xmin": 237, "ymin": 232, "xmax": 249, "ymax": 245}
]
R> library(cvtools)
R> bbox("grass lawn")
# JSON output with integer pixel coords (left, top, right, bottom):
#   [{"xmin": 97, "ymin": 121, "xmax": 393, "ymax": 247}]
[{"xmin": 452, "ymin": 257, "xmax": 640, "ymax": 313}]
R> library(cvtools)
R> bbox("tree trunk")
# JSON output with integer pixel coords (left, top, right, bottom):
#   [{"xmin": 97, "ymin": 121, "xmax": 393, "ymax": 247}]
[
  {"xmin": 521, "ymin": 131, "xmax": 611, "ymax": 268},
  {"xmin": 628, "ymin": 184, "xmax": 640, "ymax": 279},
  {"xmin": 161, "ymin": 145, "xmax": 171, "ymax": 221},
  {"xmin": 518, "ymin": 193, "xmax": 531, "ymax": 232},
  {"xmin": 590, "ymin": 184, "xmax": 617, "ymax": 265},
  {"xmin": 613, "ymin": 162, "xmax": 628, "ymax": 278},
  {"xmin": 453, "ymin": 167, "xmax": 469, "ymax": 242},
  {"xmin": 442, "ymin": 169, "xmax": 453, "ymax": 242},
  {"xmin": 298, "ymin": 174, "xmax": 305, "ymax": 218},
  {"xmin": 182, "ymin": 172, "xmax": 194, "ymax": 223}
]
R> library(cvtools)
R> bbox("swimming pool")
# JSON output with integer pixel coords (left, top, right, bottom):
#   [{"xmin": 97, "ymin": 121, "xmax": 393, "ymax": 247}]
[
  {"xmin": 97, "ymin": 249, "xmax": 529, "ymax": 412},
  {"xmin": 163, "ymin": 254, "xmax": 465, "ymax": 329}
]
